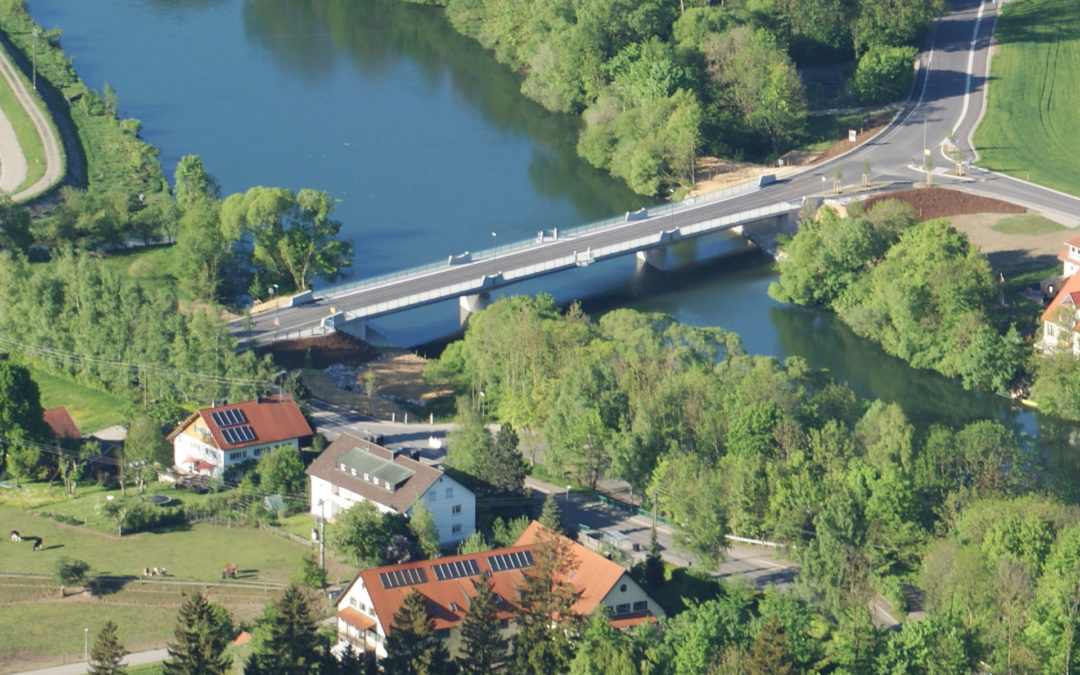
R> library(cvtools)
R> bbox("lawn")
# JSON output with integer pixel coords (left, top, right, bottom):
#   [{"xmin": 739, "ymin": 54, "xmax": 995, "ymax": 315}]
[
  {"xmin": 973, "ymin": 0, "xmax": 1080, "ymax": 196},
  {"xmin": 28, "ymin": 366, "xmax": 128, "ymax": 433},
  {"xmin": 0, "ymin": 496, "xmax": 356, "ymax": 671},
  {"xmin": 992, "ymin": 213, "xmax": 1067, "ymax": 235},
  {"xmin": 0, "ymin": 45, "xmax": 47, "ymax": 193}
]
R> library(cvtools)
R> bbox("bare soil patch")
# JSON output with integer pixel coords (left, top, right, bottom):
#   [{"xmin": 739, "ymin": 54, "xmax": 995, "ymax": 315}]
[
  {"xmin": 259, "ymin": 331, "xmax": 380, "ymax": 369},
  {"xmin": 863, "ymin": 187, "xmax": 1026, "ymax": 220}
]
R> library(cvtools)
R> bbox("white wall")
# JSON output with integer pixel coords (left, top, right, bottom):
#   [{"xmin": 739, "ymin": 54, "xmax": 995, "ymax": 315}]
[
  {"xmin": 600, "ymin": 572, "xmax": 666, "ymax": 619},
  {"xmin": 414, "ymin": 474, "xmax": 475, "ymax": 547}
]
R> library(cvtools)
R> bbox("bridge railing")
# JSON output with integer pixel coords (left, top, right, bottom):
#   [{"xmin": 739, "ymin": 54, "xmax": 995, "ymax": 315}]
[{"xmin": 316, "ymin": 177, "xmax": 766, "ymax": 301}]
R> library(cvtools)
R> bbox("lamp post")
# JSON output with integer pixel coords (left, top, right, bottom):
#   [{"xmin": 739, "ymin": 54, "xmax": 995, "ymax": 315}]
[
  {"xmin": 84, "ymin": 626, "xmax": 89, "ymax": 662},
  {"xmin": 565, "ymin": 484, "xmax": 571, "ymax": 504},
  {"xmin": 31, "ymin": 29, "xmax": 38, "ymax": 91},
  {"xmin": 491, "ymin": 232, "xmax": 497, "ymax": 258}
]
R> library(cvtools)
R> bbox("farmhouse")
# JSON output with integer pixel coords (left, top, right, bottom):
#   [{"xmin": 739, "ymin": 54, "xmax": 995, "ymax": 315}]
[
  {"xmin": 168, "ymin": 395, "xmax": 312, "ymax": 477},
  {"xmin": 333, "ymin": 521, "xmax": 664, "ymax": 660},
  {"xmin": 307, "ymin": 433, "xmax": 475, "ymax": 547}
]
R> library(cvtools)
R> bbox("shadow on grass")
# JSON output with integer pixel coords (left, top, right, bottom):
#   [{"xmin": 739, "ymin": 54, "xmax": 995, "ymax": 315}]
[
  {"xmin": 995, "ymin": 0, "xmax": 1080, "ymax": 45},
  {"xmin": 88, "ymin": 574, "xmax": 137, "ymax": 596}
]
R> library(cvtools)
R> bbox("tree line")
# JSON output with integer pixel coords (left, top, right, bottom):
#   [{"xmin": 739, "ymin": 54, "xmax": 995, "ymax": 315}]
[{"xmin": 393, "ymin": 0, "xmax": 941, "ymax": 195}]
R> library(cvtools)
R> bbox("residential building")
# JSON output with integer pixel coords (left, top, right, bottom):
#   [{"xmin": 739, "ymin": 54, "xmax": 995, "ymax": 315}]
[
  {"xmin": 1059, "ymin": 234, "xmax": 1080, "ymax": 278},
  {"xmin": 307, "ymin": 433, "xmax": 474, "ymax": 547},
  {"xmin": 1041, "ymin": 272, "xmax": 1080, "ymax": 355},
  {"xmin": 334, "ymin": 521, "xmax": 665, "ymax": 659},
  {"xmin": 168, "ymin": 396, "xmax": 312, "ymax": 477}
]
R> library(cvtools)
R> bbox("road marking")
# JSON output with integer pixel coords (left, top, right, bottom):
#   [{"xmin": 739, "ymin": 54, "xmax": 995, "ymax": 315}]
[{"xmin": 952, "ymin": 1, "xmax": 987, "ymax": 139}]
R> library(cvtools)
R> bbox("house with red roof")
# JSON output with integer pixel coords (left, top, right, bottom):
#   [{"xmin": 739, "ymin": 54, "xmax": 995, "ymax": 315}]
[
  {"xmin": 307, "ymin": 433, "xmax": 475, "ymax": 547},
  {"xmin": 1058, "ymin": 234, "xmax": 1080, "ymax": 278},
  {"xmin": 333, "ymin": 521, "xmax": 664, "ymax": 660},
  {"xmin": 168, "ymin": 395, "xmax": 312, "ymax": 477},
  {"xmin": 1041, "ymin": 272, "xmax": 1080, "ymax": 355}
]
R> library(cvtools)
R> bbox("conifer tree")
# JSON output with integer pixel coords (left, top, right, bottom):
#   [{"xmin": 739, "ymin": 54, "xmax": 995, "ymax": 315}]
[
  {"xmin": 457, "ymin": 574, "xmax": 506, "ymax": 673},
  {"xmin": 163, "ymin": 592, "xmax": 233, "ymax": 675},
  {"xmin": 538, "ymin": 493, "xmax": 563, "ymax": 533},
  {"xmin": 244, "ymin": 585, "xmax": 321, "ymax": 675},
  {"xmin": 382, "ymin": 589, "xmax": 455, "ymax": 675},
  {"xmin": 746, "ymin": 614, "xmax": 794, "ymax": 675},
  {"xmin": 511, "ymin": 530, "xmax": 581, "ymax": 673},
  {"xmin": 644, "ymin": 529, "xmax": 664, "ymax": 589},
  {"xmin": 88, "ymin": 621, "xmax": 127, "ymax": 675}
]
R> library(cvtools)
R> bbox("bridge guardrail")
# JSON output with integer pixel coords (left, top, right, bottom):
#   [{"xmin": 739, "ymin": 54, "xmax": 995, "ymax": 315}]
[{"xmin": 315, "ymin": 176, "xmax": 765, "ymax": 301}]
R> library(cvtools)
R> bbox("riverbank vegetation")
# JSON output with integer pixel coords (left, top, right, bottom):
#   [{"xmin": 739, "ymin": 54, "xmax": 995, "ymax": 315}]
[
  {"xmin": 423, "ymin": 293, "xmax": 1080, "ymax": 670},
  {"xmin": 769, "ymin": 200, "xmax": 1028, "ymax": 393},
  {"xmin": 399, "ymin": 0, "xmax": 941, "ymax": 195},
  {"xmin": 973, "ymin": 0, "xmax": 1080, "ymax": 197}
]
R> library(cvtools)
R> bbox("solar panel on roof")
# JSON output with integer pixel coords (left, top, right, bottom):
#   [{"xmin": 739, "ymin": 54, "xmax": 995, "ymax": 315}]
[
  {"xmin": 379, "ymin": 567, "xmax": 428, "ymax": 590},
  {"xmin": 236, "ymin": 425, "xmax": 255, "ymax": 442},
  {"xmin": 211, "ymin": 408, "xmax": 249, "ymax": 428},
  {"xmin": 210, "ymin": 411, "xmax": 226, "ymax": 427},
  {"xmin": 433, "ymin": 559, "xmax": 479, "ymax": 581},
  {"xmin": 488, "ymin": 550, "xmax": 534, "ymax": 573}
]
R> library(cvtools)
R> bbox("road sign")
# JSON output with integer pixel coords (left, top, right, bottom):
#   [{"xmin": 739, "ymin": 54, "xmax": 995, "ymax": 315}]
[{"xmin": 848, "ymin": 129, "xmax": 857, "ymax": 143}]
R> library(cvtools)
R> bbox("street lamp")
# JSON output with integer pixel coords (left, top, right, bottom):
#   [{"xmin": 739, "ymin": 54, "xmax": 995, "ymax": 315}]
[
  {"xmin": 31, "ymin": 29, "xmax": 38, "ymax": 91},
  {"xmin": 491, "ymin": 232, "xmax": 497, "ymax": 258},
  {"xmin": 84, "ymin": 626, "xmax": 89, "ymax": 662},
  {"xmin": 565, "ymin": 484, "xmax": 571, "ymax": 504}
]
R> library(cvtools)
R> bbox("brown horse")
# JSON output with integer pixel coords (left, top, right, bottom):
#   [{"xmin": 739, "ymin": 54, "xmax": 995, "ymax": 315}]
[{"xmin": 222, "ymin": 563, "xmax": 237, "ymax": 579}]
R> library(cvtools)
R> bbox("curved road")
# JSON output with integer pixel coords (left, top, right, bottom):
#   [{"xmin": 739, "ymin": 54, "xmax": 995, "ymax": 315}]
[
  {"xmin": 238, "ymin": 0, "xmax": 1080, "ymax": 345},
  {"xmin": 0, "ymin": 40, "xmax": 63, "ymax": 202}
]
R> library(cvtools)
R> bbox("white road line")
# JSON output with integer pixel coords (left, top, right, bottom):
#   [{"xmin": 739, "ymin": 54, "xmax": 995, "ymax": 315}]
[{"xmin": 953, "ymin": 1, "xmax": 987, "ymax": 139}]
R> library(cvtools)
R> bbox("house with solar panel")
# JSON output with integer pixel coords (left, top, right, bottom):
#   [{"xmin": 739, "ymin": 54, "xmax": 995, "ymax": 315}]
[
  {"xmin": 168, "ymin": 395, "xmax": 312, "ymax": 478},
  {"xmin": 307, "ymin": 433, "xmax": 475, "ymax": 548},
  {"xmin": 333, "ymin": 521, "xmax": 664, "ymax": 659}
]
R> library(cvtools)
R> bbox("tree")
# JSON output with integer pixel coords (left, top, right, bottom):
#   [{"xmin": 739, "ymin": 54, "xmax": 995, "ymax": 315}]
[
  {"xmin": 53, "ymin": 557, "xmax": 89, "ymax": 597},
  {"xmin": 458, "ymin": 574, "xmax": 506, "ymax": 673},
  {"xmin": 244, "ymin": 585, "xmax": 322, "ymax": 675},
  {"xmin": 648, "ymin": 452, "xmax": 728, "ymax": 570},
  {"xmin": 644, "ymin": 529, "xmax": 664, "ymax": 589},
  {"xmin": 409, "ymin": 500, "xmax": 441, "ymax": 559},
  {"xmin": 0, "ymin": 194, "xmax": 33, "ymax": 254},
  {"xmin": 173, "ymin": 155, "xmax": 221, "ymax": 211},
  {"xmin": 570, "ymin": 608, "xmax": 639, "ymax": 675},
  {"xmin": 0, "ymin": 359, "xmax": 50, "ymax": 485},
  {"xmin": 290, "ymin": 553, "xmax": 327, "ymax": 590},
  {"xmin": 746, "ymin": 615, "xmax": 794, "ymax": 675},
  {"xmin": 511, "ymin": 530, "xmax": 582, "ymax": 673},
  {"xmin": 88, "ymin": 621, "xmax": 127, "ymax": 675},
  {"xmin": 383, "ymin": 589, "xmax": 455, "ymax": 675},
  {"xmin": 163, "ymin": 592, "xmax": 234, "ymax": 675},
  {"xmin": 256, "ymin": 445, "xmax": 307, "ymax": 496},
  {"xmin": 852, "ymin": 44, "xmax": 918, "ymax": 104},
  {"xmin": 123, "ymin": 415, "xmax": 171, "ymax": 494},
  {"xmin": 327, "ymin": 500, "xmax": 410, "ymax": 566},
  {"xmin": 539, "ymin": 493, "xmax": 563, "ymax": 533},
  {"xmin": 489, "ymin": 422, "xmax": 529, "ymax": 494}
]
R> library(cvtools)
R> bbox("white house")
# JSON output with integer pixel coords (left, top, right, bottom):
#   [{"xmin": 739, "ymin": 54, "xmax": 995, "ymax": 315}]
[
  {"xmin": 168, "ymin": 396, "xmax": 312, "ymax": 477},
  {"xmin": 1041, "ymin": 271, "xmax": 1080, "ymax": 355},
  {"xmin": 306, "ymin": 433, "xmax": 475, "ymax": 548},
  {"xmin": 334, "ymin": 521, "xmax": 665, "ymax": 660},
  {"xmin": 1059, "ymin": 234, "xmax": 1080, "ymax": 278}
]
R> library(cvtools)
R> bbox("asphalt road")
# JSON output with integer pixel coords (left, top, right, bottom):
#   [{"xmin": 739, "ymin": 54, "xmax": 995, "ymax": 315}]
[{"xmin": 0, "ymin": 40, "xmax": 63, "ymax": 201}]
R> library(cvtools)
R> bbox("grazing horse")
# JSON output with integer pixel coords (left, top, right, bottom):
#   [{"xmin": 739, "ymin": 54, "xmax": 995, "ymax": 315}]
[
  {"xmin": 31, "ymin": 537, "xmax": 43, "ymax": 551},
  {"xmin": 222, "ymin": 563, "xmax": 237, "ymax": 579},
  {"xmin": 9, "ymin": 530, "xmax": 20, "ymax": 542}
]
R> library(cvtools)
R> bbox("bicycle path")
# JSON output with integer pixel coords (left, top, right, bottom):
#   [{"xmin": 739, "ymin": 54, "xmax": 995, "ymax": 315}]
[{"xmin": 0, "ymin": 39, "xmax": 63, "ymax": 201}]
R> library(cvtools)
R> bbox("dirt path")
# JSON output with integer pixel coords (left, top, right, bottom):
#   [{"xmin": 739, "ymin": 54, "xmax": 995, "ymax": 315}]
[{"xmin": 0, "ymin": 41, "xmax": 63, "ymax": 201}]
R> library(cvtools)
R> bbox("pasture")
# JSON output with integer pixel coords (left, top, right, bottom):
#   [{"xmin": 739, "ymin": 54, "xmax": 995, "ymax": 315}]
[{"xmin": 973, "ymin": 0, "xmax": 1080, "ymax": 196}]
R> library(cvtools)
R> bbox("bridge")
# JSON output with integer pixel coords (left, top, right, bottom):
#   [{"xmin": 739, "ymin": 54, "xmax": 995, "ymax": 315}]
[
  {"xmin": 235, "ymin": 182, "xmax": 805, "ymax": 345},
  {"xmin": 234, "ymin": 0, "xmax": 1080, "ymax": 347}
]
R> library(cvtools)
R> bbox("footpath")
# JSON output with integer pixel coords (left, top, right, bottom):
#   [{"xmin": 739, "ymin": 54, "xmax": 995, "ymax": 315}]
[
  {"xmin": 0, "ymin": 39, "xmax": 63, "ymax": 201},
  {"xmin": 11, "ymin": 649, "xmax": 169, "ymax": 675}
]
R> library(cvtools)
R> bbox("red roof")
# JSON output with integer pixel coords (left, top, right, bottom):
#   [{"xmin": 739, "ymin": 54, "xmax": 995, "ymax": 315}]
[
  {"xmin": 1042, "ymin": 273, "xmax": 1080, "ymax": 329},
  {"xmin": 169, "ymin": 396, "xmax": 311, "ymax": 450},
  {"xmin": 336, "ymin": 608, "xmax": 377, "ymax": 632},
  {"xmin": 340, "ymin": 522, "xmax": 653, "ymax": 635},
  {"xmin": 43, "ymin": 407, "xmax": 81, "ymax": 439}
]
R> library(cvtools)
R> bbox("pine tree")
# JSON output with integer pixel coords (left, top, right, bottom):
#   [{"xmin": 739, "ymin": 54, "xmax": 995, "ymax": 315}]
[
  {"xmin": 457, "ymin": 574, "xmax": 507, "ymax": 673},
  {"xmin": 644, "ymin": 529, "xmax": 664, "ymax": 589},
  {"xmin": 538, "ymin": 493, "xmax": 563, "ymax": 533},
  {"xmin": 88, "ymin": 621, "xmax": 127, "ymax": 675},
  {"xmin": 746, "ymin": 614, "xmax": 794, "ymax": 675},
  {"xmin": 382, "ymin": 589, "xmax": 455, "ymax": 675},
  {"xmin": 511, "ymin": 530, "xmax": 581, "ymax": 674},
  {"xmin": 163, "ymin": 592, "xmax": 233, "ymax": 675},
  {"xmin": 244, "ymin": 585, "xmax": 322, "ymax": 675}
]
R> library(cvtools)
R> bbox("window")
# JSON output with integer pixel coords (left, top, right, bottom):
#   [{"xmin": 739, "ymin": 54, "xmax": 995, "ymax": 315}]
[
  {"xmin": 452, "ymin": 524, "xmax": 462, "ymax": 534},
  {"xmin": 428, "ymin": 491, "xmax": 437, "ymax": 501},
  {"xmin": 632, "ymin": 601, "xmax": 648, "ymax": 612},
  {"xmin": 350, "ymin": 597, "xmax": 357, "ymax": 607},
  {"xmin": 499, "ymin": 618, "xmax": 509, "ymax": 629},
  {"xmin": 332, "ymin": 485, "xmax": 339, "ymax": 496},
  {"xmin": 452, "ymin": 504, "xmax": 462, "ymax": 515},
  {"xmin": 619, "ymin": 583, "xmax": 628, "ymax": 593},
  {"xmin": 436, "ymin": 628, "xmax": 451, "ymax": 639},
  {"xmin": 614, "ymin": 603, "xmax": 631, "ymax": 615},
  {"xmin": 445, "ymin": 487, "xmax": 453, "ymax": 498}
]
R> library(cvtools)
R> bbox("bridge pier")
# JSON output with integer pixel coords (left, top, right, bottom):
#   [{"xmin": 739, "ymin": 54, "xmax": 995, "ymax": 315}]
[
  {"xmin": 459, "ymin": 292, "xmax": 490, "ymax": 325},
  {"xmin": 636, "ymin": 247, "xmax": 672, "ymax": 271},
  {"xmin": 337, "ymin": 317, "xmax": 369, "ymax": 342},
  {"xmin": 731, "ymin": 212, "xmax": 796, "ymax": 259}
]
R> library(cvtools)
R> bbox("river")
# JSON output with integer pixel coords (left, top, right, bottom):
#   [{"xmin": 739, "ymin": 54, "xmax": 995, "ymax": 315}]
[{"xmin": 24, "ymin": 0, "xmax": 1080, "ymax": 487}]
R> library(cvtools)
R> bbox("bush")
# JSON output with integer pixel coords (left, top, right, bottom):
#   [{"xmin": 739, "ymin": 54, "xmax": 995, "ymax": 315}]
[{"xmin": 852, "ymin": 45, "xmax": 918, "ymax": 104}]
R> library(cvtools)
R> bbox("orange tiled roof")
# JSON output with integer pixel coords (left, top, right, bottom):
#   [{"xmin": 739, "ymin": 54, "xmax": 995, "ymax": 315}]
[
  {"xmin": 1066, "ymin": 234, "xmax": 1080, "ymax": 249},
  {"xmin": 1042, "ymin": 273, "xmax": 1080, "ymax": 327},
  {"xmin": 168, "ymin": 395, "xmax": 311, "ymax": 450},
  {"xmin": 342, "ymin": 522, "xmax": 641, "ymax": 635}
]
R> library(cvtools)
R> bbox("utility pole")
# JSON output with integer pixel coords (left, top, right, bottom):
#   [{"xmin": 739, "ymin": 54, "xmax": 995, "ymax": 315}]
[
  {"xmin": 31, "ymin": 29, "xmax": 38, "ymax": 91},
  {"xmin": 318, "ymin": 500, "xmax": 326, "ymax": 570},
  {"xmin": 652, "ymin": 490, "xmax": 658, "ymax": 532}
]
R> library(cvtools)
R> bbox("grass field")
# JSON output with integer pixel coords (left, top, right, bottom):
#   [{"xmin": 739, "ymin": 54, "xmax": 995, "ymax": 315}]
[
  {"xmin": 0, "ymin": 497, "xmax": 355, "ymax": 671},
  {"xmin": 991, "ymin": 213, "xmax": 1068, "ymax": 235},
  {"xmin": 0, "ymin": 45, "xmax": 46, "ymax": 194},
  {"xmin": 974, "ymin": 0, "xmax": 1080, "ymax": 195},
  {"xmin": 96, "ymin": 245, "xmax": 180, "ymax": 295},
  {"xmin": 28, "ymin": 367, "xmax": 128, "ymax": 433}
]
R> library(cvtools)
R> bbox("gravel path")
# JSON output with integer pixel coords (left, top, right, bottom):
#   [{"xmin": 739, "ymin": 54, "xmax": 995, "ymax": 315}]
[{"xmin": 0, "ymin": 40, "xmax": 63, "ymax": 201}]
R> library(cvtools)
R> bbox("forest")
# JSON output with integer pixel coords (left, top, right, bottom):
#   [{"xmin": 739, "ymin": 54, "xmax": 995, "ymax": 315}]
[
  {"xmin": 424, "ymin": 292, "xmax": 1080, "ymax": 672},
  {"xmin": 398, "ymin": 0, "xmax": 939, "ymax": 195}
]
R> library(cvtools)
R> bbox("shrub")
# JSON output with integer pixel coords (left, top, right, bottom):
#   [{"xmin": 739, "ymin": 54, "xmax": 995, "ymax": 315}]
[{"xmin": 852, "ymin": 45, "xmax": 918, "ymax": 104}]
